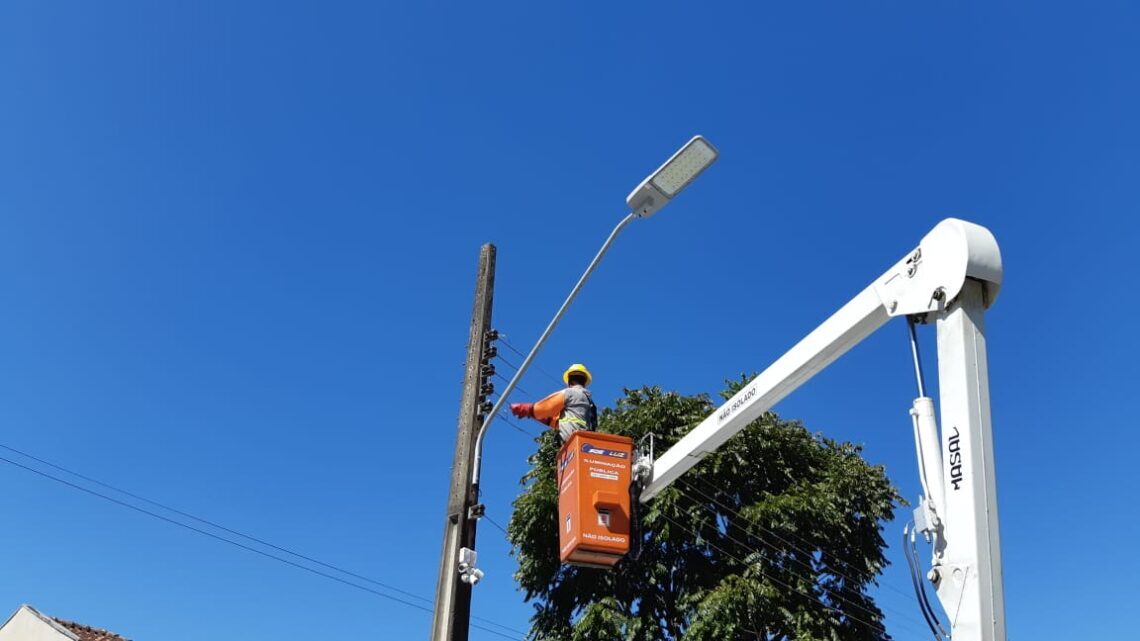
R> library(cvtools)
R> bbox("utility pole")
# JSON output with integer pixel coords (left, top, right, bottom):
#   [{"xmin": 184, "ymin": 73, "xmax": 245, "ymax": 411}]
[{"xmin": 430, "ymin": 243, "xmax": 496, "ymax": 641}]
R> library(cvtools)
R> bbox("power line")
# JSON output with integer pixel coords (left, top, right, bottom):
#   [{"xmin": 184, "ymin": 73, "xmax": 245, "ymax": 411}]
[
  {"xmin": 682, "ymin": 474, "xmax": 870, "ymax": 576},
  {"xmin": 670, "ymin": 484, "xmax": 916, "ymax": 630},
  {"xmin": 496, "ymin": 413, "xmax": 534, "ymax": 437},
  {"xmin": 501, "ymin": 416, "xmax": 542, "ymax": 437},
  {"xmin": 0, "ymin": 442, "xmax": 429, "ymax": 602},
  {"xmin": 0, "ymin": 448, "xmax": 526, "ymax": 640},
  {"xmin": 482, "ymin": 390, "xmax": 541, "ymax": 438},
  {"xmin": 483, "ymin": 513, "xmax": 510, "ymax": 537},
  {"xmin": 676, "ymin": 477, "xmax": 917, "ymax": 602},
  {"xmin": 493, "ymin": 353, "xmax": 558, "ymax": 401},
  {"xmin": 485, "ymin": 372, "xmax": 547, "ymax": 438},
  {"xmin": 656, "ymin": 510, "xmax": 899, "ymax": 639},
  {"xmin": 493, "ymin": 353, "xmax": 527, "ymax": 378},
  {"xmin": 670, "ymin": 482, "xmax": 930, "ymax": 635},
  {"xmin": 677, "ymin": 475, "xmax": 920, "ymax": 604},
  {"xmin": 496, "ymin": 335, "xmax": 564, "ymax": 387},
  {"xmin": 493, "ymin": 371, "xmax": 533, "ymax": 399}
]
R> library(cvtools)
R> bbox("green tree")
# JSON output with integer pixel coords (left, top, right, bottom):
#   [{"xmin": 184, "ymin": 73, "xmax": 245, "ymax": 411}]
[{"xmin": 507, "ymin": 381, "xmax": 902, "ymax": 641}]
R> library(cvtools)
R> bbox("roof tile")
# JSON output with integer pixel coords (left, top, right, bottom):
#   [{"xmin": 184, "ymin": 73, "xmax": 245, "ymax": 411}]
[{"xmin": 50, "ymin": 617, "xmax": 130, "ymax": 641}]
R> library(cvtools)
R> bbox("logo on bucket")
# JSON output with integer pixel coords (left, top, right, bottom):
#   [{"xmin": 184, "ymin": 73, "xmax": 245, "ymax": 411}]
[{"xmin": 581, "ymin": 443, "xmax": 628, "ymax": 459}]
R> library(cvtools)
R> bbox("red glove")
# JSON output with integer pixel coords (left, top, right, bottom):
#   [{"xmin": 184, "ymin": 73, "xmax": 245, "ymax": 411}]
[{"xmin": 509, "ymin": 402, "xmax": 534, "ymax": 418}]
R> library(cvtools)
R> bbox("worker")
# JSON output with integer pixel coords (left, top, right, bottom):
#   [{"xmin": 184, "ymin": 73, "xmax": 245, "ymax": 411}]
[{"xmin": 509, "ymin": 363, "xmax": 597, "ymax": 440}]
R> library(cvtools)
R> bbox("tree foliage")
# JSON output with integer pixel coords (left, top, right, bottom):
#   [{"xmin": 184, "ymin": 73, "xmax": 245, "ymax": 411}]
[{"xmin": 507, "ymin": 380, "xmax": 902, "ymax": 641}]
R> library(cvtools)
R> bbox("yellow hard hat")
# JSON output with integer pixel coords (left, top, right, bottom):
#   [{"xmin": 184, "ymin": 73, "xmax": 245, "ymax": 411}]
[{"xmin": 563, "ymin": 363, "xmax": 593, "ymax": 386}]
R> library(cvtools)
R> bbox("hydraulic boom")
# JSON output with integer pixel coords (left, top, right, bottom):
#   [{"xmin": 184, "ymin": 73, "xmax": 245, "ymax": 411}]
[{"xmin": 639, "ymin": 218, "xmax": 1005, "ymax": 641}]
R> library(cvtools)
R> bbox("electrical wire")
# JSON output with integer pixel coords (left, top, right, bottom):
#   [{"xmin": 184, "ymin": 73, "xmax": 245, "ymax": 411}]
[
  {"xmin": 0, "ymin": 342, "xmax": 543, "ymax": 639},
  {"xmin": 656, "ymin": 510, "xmax": 897, "ymax": 639},
  {"xmin": 501, "ymin": 416, "xmax": 542, "ymax": 436},
  {"xmin": 483, "ymin": 513, "xmax": 510, "ymax": 538},
  {"xmin": 0, "ymin": 447, "xmax": 526, "ymax": 640},
  {"xmin": 496, "ymin": 335, "xmax": 564, "ymax": 387},
  {"xmin": 493, "ymin": 372, "xmax": 533, "ymax": 399},
  {"xmin": 499, "ymin": 417, "xmax": 533, "ymax": 437},
  {"xmin": 0, "ymin": 442, "xmax": 430, "ymax": 603},
  {"xmin": 486, "ymin": 365, "xmax": 546, "ymax": 438},
  {"xmin": 493, "ymin": 353, "xmax": 528, "ymax": 380},
  {"xmin": 483, "ymin": 388, "xmax": 541, "ymax": 439},
  {"xmin": 675, "ymin": 480, "xmax": 936, "ymax": 636},
  {"xmin": 670, "ymin": 482, "xmax": 925, "ymax": 633},
  {"xmin": 670, "ymin": 481, "xmax": 931, "ymax": 636},
  {"xmin": 681, "ymin": 474, "xmax": 871, "ymax": 576},
  {"xmin": 676, "ymin": 476, "xmax": 920, "ymax": 604}
]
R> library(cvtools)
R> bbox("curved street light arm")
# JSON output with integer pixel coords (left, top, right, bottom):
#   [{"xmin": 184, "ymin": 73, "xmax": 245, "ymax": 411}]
[{"xmin": 470, "ymin": 211, "xmax": 639, "ymax": 489}]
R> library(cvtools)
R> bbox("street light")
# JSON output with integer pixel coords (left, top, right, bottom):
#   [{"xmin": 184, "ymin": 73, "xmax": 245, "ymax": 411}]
[
  {"xmin": 626, "ymin": 135, "xmax": 720, "ymax": 218},
  {"xmin": 470, "ymin": 135, "xmax": 718, "ymax": 489}
]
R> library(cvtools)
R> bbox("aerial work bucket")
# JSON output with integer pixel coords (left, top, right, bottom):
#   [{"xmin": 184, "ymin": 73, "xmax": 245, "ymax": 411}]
[{"xmin": 556, "ymin": 431, "xmax": 633, "ymax": 568}]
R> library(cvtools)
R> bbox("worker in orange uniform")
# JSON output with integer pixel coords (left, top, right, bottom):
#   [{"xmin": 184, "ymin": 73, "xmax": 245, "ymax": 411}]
[{"xmin": 509, "ymin": 363, "xmax": 598, "ymax": 440}]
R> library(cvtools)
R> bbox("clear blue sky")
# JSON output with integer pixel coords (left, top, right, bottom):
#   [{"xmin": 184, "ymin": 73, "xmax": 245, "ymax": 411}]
[{"xmin": 1, "ymin": 2, "xmax": 1135, "ymax": 639}]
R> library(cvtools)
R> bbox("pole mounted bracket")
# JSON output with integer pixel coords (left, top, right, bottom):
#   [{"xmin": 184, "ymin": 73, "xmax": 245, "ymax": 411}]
[
  {"xmin": 467, "ymin": 503, "xmax": 486, "ymax": 520},
  {"xmin": 458, "ymin": 547, "xmax": 485, "ymax": 586},
  {"xmin": 633, "ymin": 433, "xmax": 656, "ymax": 482}
]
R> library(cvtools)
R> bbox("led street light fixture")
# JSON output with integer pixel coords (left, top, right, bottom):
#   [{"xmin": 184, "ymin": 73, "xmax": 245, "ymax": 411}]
[{"xmin": 626, "ymin": 135, "xmax": 719, "ymax": 218}]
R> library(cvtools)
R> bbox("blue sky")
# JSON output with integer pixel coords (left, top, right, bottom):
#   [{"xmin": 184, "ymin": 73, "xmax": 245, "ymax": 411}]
[{"xmin": 1, "ymin": 1, "xmax": 1136, "ymax": 639}]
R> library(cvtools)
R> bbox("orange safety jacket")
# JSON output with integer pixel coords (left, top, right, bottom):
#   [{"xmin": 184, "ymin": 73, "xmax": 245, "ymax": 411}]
[{"xmin": 532, "ymin": 385, "xmax": 597, "ymax": 436}]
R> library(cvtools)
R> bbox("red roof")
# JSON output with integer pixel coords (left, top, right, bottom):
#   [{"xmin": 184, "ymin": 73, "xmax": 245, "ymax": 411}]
[{"xmin": 49, "ymin": 617, "xmax": 130, "ymax": 641}]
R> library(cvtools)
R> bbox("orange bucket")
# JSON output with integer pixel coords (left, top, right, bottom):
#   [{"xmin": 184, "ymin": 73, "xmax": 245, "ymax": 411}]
[{"xmin": 556, "ymin": 431, "xmax": 633, "ymax": 568}]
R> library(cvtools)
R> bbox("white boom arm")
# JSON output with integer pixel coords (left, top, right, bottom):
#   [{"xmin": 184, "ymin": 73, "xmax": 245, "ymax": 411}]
[{"xmin": 640, "ymin": 218, "xmax": 1005, "ymax": 641}]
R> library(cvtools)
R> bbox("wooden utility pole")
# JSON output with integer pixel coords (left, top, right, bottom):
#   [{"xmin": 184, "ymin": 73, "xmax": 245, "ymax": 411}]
[{"xmin": 430, "ymin": 244, "xmax": 496, "ymax": 641}]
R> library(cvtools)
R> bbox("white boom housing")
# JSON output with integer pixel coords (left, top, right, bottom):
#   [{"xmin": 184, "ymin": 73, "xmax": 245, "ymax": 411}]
[{"xmin": 640, "ymin": 218, "xmax": 1005, "ymax": 641}]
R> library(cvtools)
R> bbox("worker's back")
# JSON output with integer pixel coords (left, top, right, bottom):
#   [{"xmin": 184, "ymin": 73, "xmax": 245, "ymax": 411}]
[{"xmin": 561, "ymin": 385, "xmax": 597, "ymax": 433}]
